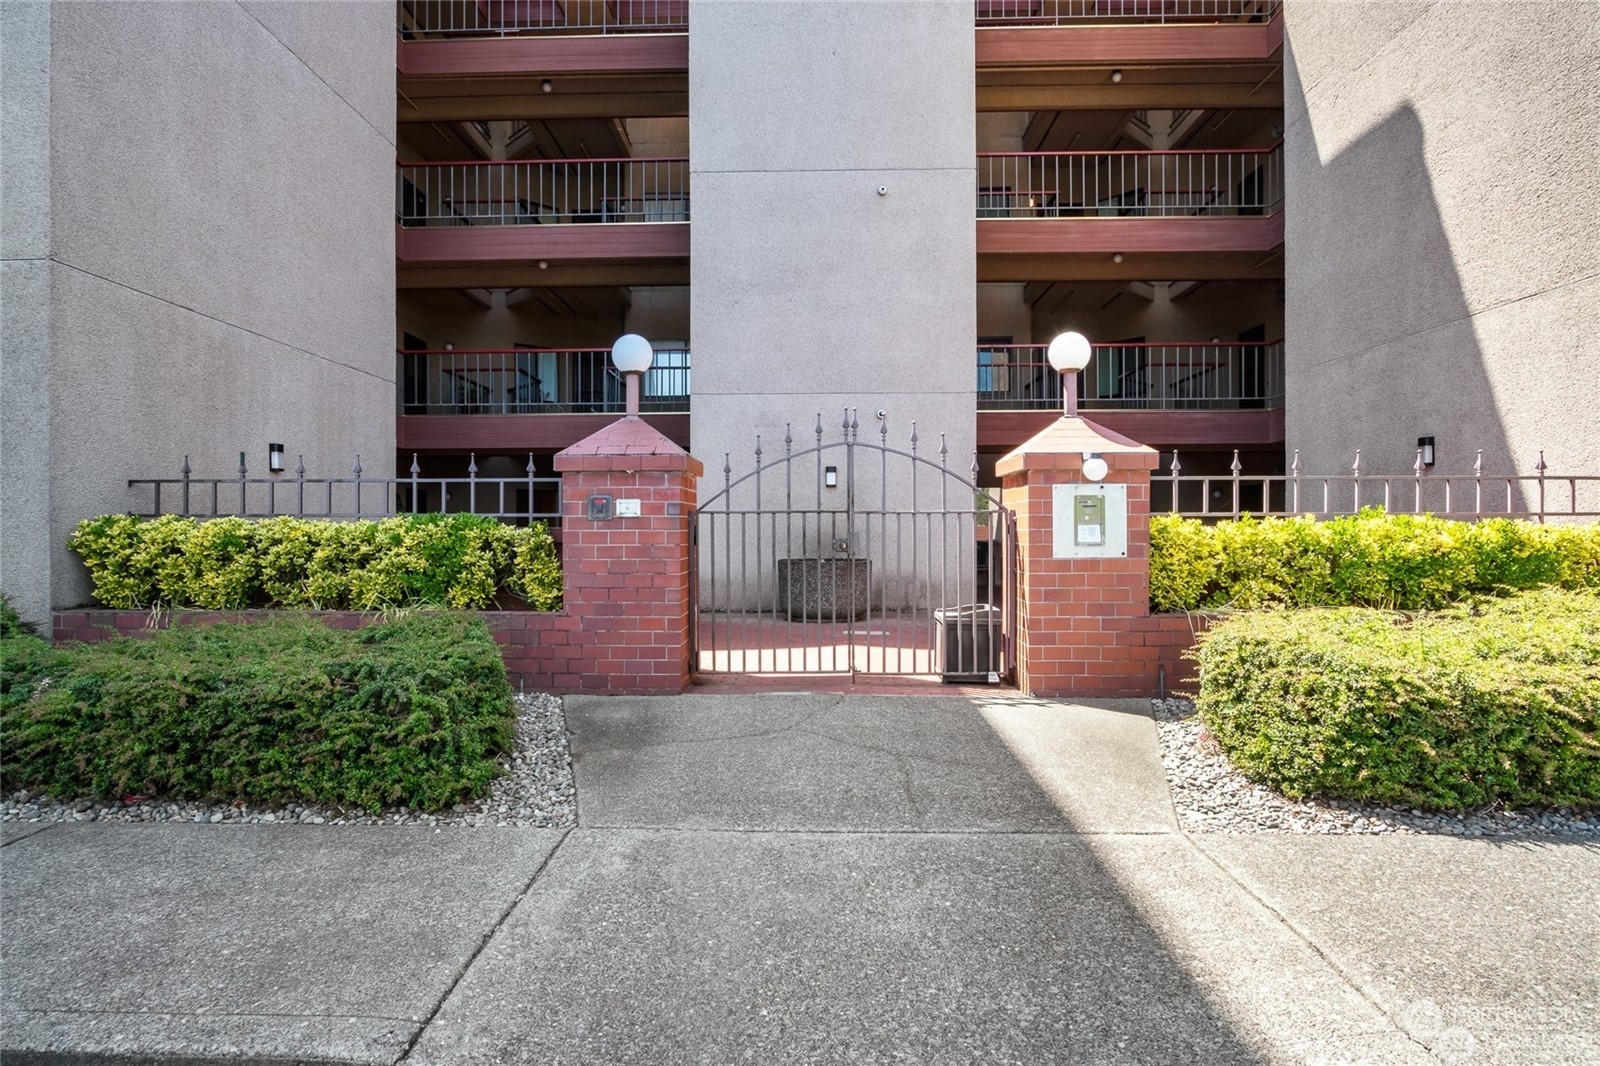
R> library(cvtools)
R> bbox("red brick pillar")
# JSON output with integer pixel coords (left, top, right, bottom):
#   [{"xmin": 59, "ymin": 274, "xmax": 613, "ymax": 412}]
[
  {"xmin": 997, "ymin": 417, "xmax": 1160, "ymax": 698},
  {"xmin": 552, "ymin": 417, "xmax": 703, "ymax": 694}
]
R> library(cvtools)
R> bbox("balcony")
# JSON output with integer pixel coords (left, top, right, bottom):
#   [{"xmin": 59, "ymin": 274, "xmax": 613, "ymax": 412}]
[
  {"xmin": 396, "ymin": 347, "xmax": 691, "ymax": 452},
  {"xmin": 400, "ymin": 0, "xmax": 686, "ymax": 37},
  {"xmin": 976, "ymin": 340, "xmax": 1285, "ymax": 448},
  {"xmin": 977, "ymin": 146, "xmax": 1283, "ymax": 281},
  {"xmin": 396, "ymin": 158, "xmax": 690, "ymax": 287}
]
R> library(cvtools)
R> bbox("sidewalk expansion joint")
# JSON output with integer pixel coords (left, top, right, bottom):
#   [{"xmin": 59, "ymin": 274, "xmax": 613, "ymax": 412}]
[
  {"xmin": 0, "ymin": 825, "xmax": 56, "ymax": 848},
  {"xmin": 393, "ymin": 828, "xmax": 571, "ymax": 1065},
  {"xmin": 1180, "ymin": 833, "xmax": 1435, "ymax": 1058},
  {"xmin": 574, "ymin": 824, "xmax": 1177, "ymax": 837}
]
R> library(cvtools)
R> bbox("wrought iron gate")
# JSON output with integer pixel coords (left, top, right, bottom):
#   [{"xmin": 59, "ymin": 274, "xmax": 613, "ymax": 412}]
[{"xmin": 693, "ymin": 411, "xmax": 1016, "ymax": 681}]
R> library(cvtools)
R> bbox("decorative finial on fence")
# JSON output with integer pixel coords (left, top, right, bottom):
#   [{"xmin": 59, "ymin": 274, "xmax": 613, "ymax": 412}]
[
  {"xmin": 1170, "ymin": 450, "xmax": 1181, "ymax": 476},
  {"xmin": 466, "ymin": 453, "xmax": 477, "ymax": 476},
  {"xmin": 815, "ymin": 413, "xmax": 823, "ymax": 448},
  {"xmin": 971, "ymin": 453, "xmax": 980, "ymax": 482},
  {"xmin": 722, "ymin": 452, "xmax": 732, "ymax": 489},
  {"xmin": 1230, "ymin": 450, "xmax": 1242, "ymax": 475},
  {"xmin": 880, "ymin": 415, "xmax": 888, "ymax": 445},
  {"xmin": 842, "ymin": 408, "xmax": 851, "ymax": 438},
  {"xmin": 181, "ymin": 456, "xmax": 191, "ymax": 478},
  {"xmin": 524, "ymin": 453, "xmax": 535, "ymax": 476},
  {"xmin": 238, "ymin": 453, "xmax": 248, "ymax": 478},
  {"xmin": 1351, "ymin": 450, "xmax": 1361, "ymax": 476},
  {"xmin": 849, "ymin": 408, "xmax": 859, "ymax": 438},
  {"xmin": 939, "ymin": 433, "xmax": 948, "ymax": 467},
  {"xmin": 909, "ymin": 420, "xmax": 919, "ymax": 452},
  {"xmin": 1474, "ymin": 449, "xmax": 1484, "ymax": 477},
  {"xmin": 1414, "ymin": 449, "xmax": 1425, "ymax": 475},
  {"xmin": 784, "ymin": 422, "xmax": 793, "ymax": 455},
  {"xmin": 1535, "ymin": 451, "xmax": 1548, "ymax": 476},
  {"xmin": 298, "ymin": 455, "xmax": 308, "ymax": 479},
  {"xmin": 1290, "ymin": 450, "xmax": 1300, "ymax": 477},
  {"xmin": 410, "ymin": 454, "xmax": 421, "ymax": 477},
  {"xmin": 353, "ymin": 455, "xmax": 363, "ymax": 477},
  {"xmin": 754, "ymin": 435, "xmax": 762, "ymax": 463}
]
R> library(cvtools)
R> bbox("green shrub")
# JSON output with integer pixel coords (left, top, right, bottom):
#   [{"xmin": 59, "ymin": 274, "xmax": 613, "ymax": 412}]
[
  {"xmin": 1150, "ymin": 510, "xmax": 1600, "ymax": 612},
  {"xmin": 68, "ymin": 514, "xmax": 563, "ymax": 612},
  {"xmin": 1195, "ymin": 588, "xmax": 1600, "ymax": 810},
  {"xmin": 0, "ymin": 614, "xmax": 515, "ymax": 810}
]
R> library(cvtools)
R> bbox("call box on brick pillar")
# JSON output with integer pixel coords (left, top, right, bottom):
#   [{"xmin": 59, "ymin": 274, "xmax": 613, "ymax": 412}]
[
  {"xmin": 550, "ymin": 415, "xmax": 703, "ymax": 695},
  {"xmin": 996, "ymin": 416, "xmax": 1161, "ymax": 699}
]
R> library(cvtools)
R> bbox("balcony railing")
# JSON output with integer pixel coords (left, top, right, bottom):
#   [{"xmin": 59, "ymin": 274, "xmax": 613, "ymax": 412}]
[
  {"xmin": 977, "ymin": 146, "xmax": 1282, "ymax": 219},
  {"xmin": 397, "ymin": 159, "xmax": 690, "ymax": 227},
  {"xmin": 399, "ymin": 0, "xmax": 686, "ymax": 36},
  {"xmin": 398, "ymin": 348, "xmax": 691, "ymax": 415},
  {"xmin": 977, "ymin": 341, "xmax": 1284, "ymax": 411},
  {"xmin": 975, "ymin": 0, "xmax": 1279, "ymax": 26}
]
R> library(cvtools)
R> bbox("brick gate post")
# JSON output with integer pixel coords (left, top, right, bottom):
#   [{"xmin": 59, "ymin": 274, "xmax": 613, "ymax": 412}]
[
  {"xmin": 997, "ymin": 418, "xmax": 1161, "ymax": 698},
  {"xmin": 552, "ymin": 418, "xmax": 703, "ymax": 694}
]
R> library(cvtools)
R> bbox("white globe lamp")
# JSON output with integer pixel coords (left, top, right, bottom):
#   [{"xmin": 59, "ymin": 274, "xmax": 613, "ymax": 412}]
[
  {"xmin": 1047, "ymin": 331, "xmax": 1092, "ymax": 416},
  {"xmin": 611, "ymin": 333, "xmax": 653, "ymax": 416}
]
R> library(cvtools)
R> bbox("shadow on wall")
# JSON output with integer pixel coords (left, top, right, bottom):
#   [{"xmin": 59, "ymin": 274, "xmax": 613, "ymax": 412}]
[{"xmin": 1284, "ymin": 53, "xmax": 1514, "ymax": 481}]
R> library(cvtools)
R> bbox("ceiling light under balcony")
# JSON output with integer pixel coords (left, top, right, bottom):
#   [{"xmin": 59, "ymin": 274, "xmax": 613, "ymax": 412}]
[
  {"xmin": 541, "ymin": 79, "xmax": 553, "ymax": 93},
  {"xmin": 1111, "ymin": 70, "xmax": 1123, "ymax": 83}
]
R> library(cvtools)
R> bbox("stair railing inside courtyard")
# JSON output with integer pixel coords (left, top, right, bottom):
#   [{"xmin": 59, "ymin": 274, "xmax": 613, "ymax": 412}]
[
  {"xmin": 127, "ymin": 455, "xmax": 562, "ymax": 526},
  {"xmin": 977, "ymin": 341, "xmax": 1284, "ymax": 410},
  {"xmin": 1154, "ymin": 450, "xmax": 1600, "ymax": 521},
  {"xmin": 974, "ymin": 0, "xmax": 1280, "ymax": 25},
  {"xmin": 399, "ymin": 0, "xmax": 686, "ymax": 36},
  {"xmin": 397, "ymin": 159, "xmax": 689, "ymax": 227},
  {"xmin": 396, "ymin": 348, "xmax": 690, "ymax": 415},
  {"xmin": 977, "ymin": 144, "xmax": 1283, "ymax": 219}
]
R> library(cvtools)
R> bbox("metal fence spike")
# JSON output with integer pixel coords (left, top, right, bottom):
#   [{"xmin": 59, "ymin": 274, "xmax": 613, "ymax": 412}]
[
  {"xmin": 1535, "ymin": 450, "xmax": 1548, "ymax": 475},
  {"xmin": 1230, "ymin": 450, "xmax": 1242, "ymax": 474},
  {"xmin": 353, "ymin": 455, "xmax": 363, "ymax": 476},
  {"xmin": 467, "ymin": 453, "xmax": 478, "ymax": 476},
  {"xmin": 181, "ymin": 456, "xmax": 191, "ymax": 478}
]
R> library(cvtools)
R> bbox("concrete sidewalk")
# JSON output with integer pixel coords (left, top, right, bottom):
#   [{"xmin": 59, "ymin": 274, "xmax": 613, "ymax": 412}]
[{"xmin": 3, "ymin": 693, "xmax": 1596, "ymax": 1065}]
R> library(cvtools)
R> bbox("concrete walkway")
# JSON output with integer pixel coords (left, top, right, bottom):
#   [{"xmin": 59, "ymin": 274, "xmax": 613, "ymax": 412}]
[{"xmin": 3, "ymin": 693, "xmax": 1596, "ymax": 1065}]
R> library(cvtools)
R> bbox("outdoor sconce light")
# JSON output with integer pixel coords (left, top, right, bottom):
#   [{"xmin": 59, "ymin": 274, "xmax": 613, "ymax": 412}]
[
  {"xmin": 541, "ymin": 79, "xmax": 553, "ymax": 93},
  {"xmin": 1047, "ymin": 331, "xmax": 1093, "ymax": 418},
  {"xmin": 611, "ymin": 332, "xmax": 654, "ymax": 417},
  {"xmin": 1111, "ymin": 69, "xmax": 1124, "ymax": 83},
  {"xmin": 825, "ymin": 466, "xmax": 839, "ymax": 488},
  {"xmin": 1418, "ymin": 436, "xmax": 1436, "ymax": 468},
  {"xmin": 1082, "ymin": 452, "xmax": 1109, "ymax": 483},
  {"xmin": 268, "ymin": 443, "xmax": 285, "ymax": 474}
]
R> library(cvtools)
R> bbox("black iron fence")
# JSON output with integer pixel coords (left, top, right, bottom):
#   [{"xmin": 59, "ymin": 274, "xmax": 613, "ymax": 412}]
[
  {"xmin": 127, "ymin": 455, "xmax": 562, "ymax": 525},
  {"xmin": 1155, "ymin": 450, "xmax": 1600, "ymax": 522}
]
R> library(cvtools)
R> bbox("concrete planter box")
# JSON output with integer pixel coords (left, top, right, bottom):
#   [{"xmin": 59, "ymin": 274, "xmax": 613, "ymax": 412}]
[{"xmin": 775, "ymin": 558, "xmax": 870, "ymax": 622}]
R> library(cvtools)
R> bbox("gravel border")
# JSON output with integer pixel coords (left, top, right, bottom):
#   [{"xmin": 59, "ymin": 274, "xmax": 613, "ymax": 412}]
[
  {"xmin": 2, "ymin": 693, "xmax": 577, "ymax": 829},
  {"xmin": 1154, "ymin": 698, "xmax": 1600, "ymax": 838}
]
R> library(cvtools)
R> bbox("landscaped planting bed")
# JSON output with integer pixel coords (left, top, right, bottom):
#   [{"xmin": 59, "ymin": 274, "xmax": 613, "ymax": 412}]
[
  {"xmin": 1193, "ymin": 588, "xmax": 1600, "ymax": 812},
  {"xmin": 2, "ymin": 607, "xmax": 520, "ymax": 812}
]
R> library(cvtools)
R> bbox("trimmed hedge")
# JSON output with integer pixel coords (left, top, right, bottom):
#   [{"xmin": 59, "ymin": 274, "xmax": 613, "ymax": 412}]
[
  {"xmin": 1150, "ymin": 510, "xmax": 1600, "ymax": 612},
  {"xmin": 0, "ymin": 613, "xmax": 515, "ymax": 811},
  {"xmin": 1195, "ymin": 589, "xmax": 1600, "ymax": 810},
  {"xmin": 68, "ymin": 513, "xmax": 562, "ymax": 612}
]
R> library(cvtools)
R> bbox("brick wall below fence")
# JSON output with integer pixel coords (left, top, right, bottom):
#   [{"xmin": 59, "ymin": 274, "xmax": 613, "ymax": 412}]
[{"xmin": 51, "ymin": 607, "xmax": 1215, "ymax": 699}]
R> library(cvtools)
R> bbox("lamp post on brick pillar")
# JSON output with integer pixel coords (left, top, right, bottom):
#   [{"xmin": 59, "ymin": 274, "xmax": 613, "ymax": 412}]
[
  {"xmin": 611, "ymin": 332, "xmax": 652, "ymax": 416},
  {"xmin": 995, "ymin": 332, "xmax": 1161, "ymax": 698}
]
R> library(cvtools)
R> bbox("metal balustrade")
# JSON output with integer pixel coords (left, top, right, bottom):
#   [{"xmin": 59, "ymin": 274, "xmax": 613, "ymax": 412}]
[
  {"xmin": 1155, "ymin": 450, "xmax": 1600, "ymax": 521},
  {"xmin": 976, "ymin": 341, "xmax": 1284, "ymax": 411},
  {"xmin": 977, "ymin": 145, "xmax": 1283, "ymax": 219},
  {"xmin": 397, "ymin": 159, "xmax": 690, "ymax": 227},
  {"xmin": 975, "ymin": 0, "xmax": 1279, "ymax": 26},
  {"xmin": 400, "ymin": 0, "xmax": 686, "ymax": 36},
  {"xmin": 397, "ymin": 348, "xmax": 691, "ymax": 415}
]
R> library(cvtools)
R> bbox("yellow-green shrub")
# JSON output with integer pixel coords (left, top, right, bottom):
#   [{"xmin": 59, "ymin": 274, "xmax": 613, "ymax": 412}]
[
  {"xmin": 1150, "ymin": 510, "xmax": 1600, "ymax": 612},
  {"xmin": 68, "ymin": 514, "xmax": 563, "ymax": 612},
  {"xmin": 1195, "ymin": 589, "xmax": 1600, "ymax": 810}
]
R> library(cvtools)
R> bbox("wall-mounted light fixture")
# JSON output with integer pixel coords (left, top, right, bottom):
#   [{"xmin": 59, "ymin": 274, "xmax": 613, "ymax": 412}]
[
  {"xmin": 1417, "ymin": 436, "xmax": 1436, "ymax": 468},
  {"xmin": 1112, "ymin": 253, "xmax": 1124, "ymax": 264},
  {"xmin": 1110, "ymin": 69, "xmax": 1124, "ymax": 83},
  {"xmin": 268, "ymin": 443, "xmax": 285, "ymax": 474},
  {"xmin": 1082, "ymin": 452, "xmax": 1109, "ymax": 483},
  {"xmin": 825, "ymin": 465, "xmax": 839, "ymax": 489},
  {"xmin": 541, "ymin": 79, "xmax": 553, "ymax": 93}
]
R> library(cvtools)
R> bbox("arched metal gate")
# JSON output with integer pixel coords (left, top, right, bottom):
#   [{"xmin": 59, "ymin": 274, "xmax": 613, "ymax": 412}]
[{"xmin": 692, "ymin": 411, "xmax": 1016, "ymax": 681}]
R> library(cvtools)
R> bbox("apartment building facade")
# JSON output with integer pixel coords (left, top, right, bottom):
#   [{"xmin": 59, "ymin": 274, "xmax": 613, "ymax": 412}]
[{"xmin": 2, "ymin": 0, "xmax": 1595, "ymax": 625}]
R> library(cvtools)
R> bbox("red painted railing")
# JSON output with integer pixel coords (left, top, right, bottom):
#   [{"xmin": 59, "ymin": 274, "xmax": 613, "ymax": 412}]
[
  {"xmin": 400, "ymin": 0, "xmax": 686, "ymax": 37},
  {"xmin": 975, "ymin": 0, "xmax": 1280, "ymax": 26},
  {"xmin": 397, "ymin": 348, "xmax": 691, "ymax": 414}
]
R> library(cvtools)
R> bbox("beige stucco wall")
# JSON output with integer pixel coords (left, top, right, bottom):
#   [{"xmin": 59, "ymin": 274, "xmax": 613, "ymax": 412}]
[
  {"xmin": 688, "ymin": 0, "xmax": 977, "ymax": 507},
  {"xmin": 1283, "ymin": 0, "xmax": 1599, "ymax": 478},
  {"xmin": 0, "ymin": 1, "xmax": 396, "ymax": 623}
]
